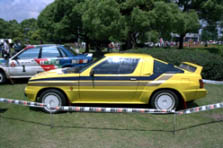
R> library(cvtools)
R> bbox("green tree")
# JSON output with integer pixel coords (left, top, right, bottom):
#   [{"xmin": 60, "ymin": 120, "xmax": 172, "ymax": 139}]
[
  {"xmin": 80, "ymin": 0, "xmax": 124, "ymax": 50},
  {"xmin": 116, "ymin": 1, "xmax": 190, "ymax": 50},
  {"xmin": 174, "ymin": 10, "xmax": 200, "ymax": 49},
  {"xmin": 0, "ymin": 19, "xmax": 10, "ymax": 38},
  {"xmin": 201, "ymin": 25, "xmax": 218, "ymax": 41},
  {"xmin": 117, "ymin": 0, "xmax": 154, "ymax": 49},
  {"xmin": 20, "ymin": 18, "xmax": 39, "ymax": 44},
  {"xmin": 38, "ymin": 0, "xmax": 83, "ymax": 43},
  {"xmin": 172, "ymin": 0, "xmax": 223, "ymax": 48}
]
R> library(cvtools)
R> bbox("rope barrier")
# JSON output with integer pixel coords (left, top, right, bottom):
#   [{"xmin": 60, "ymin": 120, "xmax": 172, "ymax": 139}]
[
  {"xmin": 1, "ymin": 98, "xmax": 223, "ymax": 115},
  {"xmin": 53, "ymin": 106, "xmax": 175, "ymax": 114},
  {"xmin": 0, "ymin": 98, "xmax": 45, "ymax": 108}
]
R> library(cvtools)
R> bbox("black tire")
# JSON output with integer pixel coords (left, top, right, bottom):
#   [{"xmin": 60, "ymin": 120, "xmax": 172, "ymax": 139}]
[
  {"xmin": 150, "ymin": 90, "xmax": 179, "ymax": 110},
  {"xmin": 39, "ymin": 89, "xmax": 67, "ymax": 113},
  {"xmin": 0, "ymin": 70, "xmax": 6, "ymax": 84}
]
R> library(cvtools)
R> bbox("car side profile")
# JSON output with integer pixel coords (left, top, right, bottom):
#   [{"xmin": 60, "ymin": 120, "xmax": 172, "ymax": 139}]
[
  {"xmin": 25, "ymin": 53, "xmax": 207, "ymax": 113},
  {"xmin": 0, "ymin": 44, "xmax": 93, "ymax": 83}
]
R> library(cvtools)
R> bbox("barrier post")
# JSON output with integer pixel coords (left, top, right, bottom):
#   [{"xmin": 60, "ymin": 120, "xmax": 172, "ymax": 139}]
[
  {"xmin": 48, "ymin": 105, "xmax": 54, "ymax": 129},
  {"xmin": 173, "ymin": 112, "xmax": 176, "ymax": 135},
  {"xmin": 50, "ymin": 111, "xmax": 54, "ymax": 128}
]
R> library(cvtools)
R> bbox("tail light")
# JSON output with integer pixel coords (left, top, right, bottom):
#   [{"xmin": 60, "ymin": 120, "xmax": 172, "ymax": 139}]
[{"xmin": 199, "ymin": 79, "xmax": 204, "ymax": 88}]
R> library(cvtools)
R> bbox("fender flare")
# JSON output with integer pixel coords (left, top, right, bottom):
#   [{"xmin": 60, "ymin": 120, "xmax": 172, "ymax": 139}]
[{"xmin": 0, "ymin": 66, "xmax": 9, "ymax": 79}]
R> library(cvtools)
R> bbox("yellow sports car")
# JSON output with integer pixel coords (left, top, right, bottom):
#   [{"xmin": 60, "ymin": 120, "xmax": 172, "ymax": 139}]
[{"xmin": 25, "ymin": 53, "xmax": 207, "ymax": 112}]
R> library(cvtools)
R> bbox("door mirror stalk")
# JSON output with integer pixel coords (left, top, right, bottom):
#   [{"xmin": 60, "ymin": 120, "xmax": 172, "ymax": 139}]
[{"xmin": 90, "ymin": 70, "xmax": 95, "ymax": 77}]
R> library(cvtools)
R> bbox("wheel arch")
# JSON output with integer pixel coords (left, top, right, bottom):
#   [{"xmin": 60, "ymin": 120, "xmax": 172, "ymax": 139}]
[
  {"xmin": 0, "ymin": 67, "xmax": 8, "ymax": 78},
  {"xmin": 36, "ymin": 87, "xmax": 70, "ymax": 105},
  {"xmin": 149, "ymin": 88, "xmax": 186, "ymax": 109},
  {"xmin": 62, "ymin": 64, "xmax": 72, "ymax": 68}
]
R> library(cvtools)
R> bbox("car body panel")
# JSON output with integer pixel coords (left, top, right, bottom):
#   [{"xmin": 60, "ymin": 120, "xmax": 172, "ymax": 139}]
[{"xmin": 25, "ymin": 53, "xmax": 207, "ymax": 105}]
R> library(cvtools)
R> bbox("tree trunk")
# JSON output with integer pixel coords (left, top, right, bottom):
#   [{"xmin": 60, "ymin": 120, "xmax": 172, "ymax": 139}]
[
  {"xmin": 84, "ymin": 37, "xmax": 90, "ymax": 53},
  {"xmin": 179, "ymin": 34, "xmax": 185, "ymax": 49},
  {"xmin": 131, "ymin": 33, "xmax": 137, "ymax": 49},
  {"xmin": 121, "ymin": 32, "xmax": 134, "ymax": 51}
]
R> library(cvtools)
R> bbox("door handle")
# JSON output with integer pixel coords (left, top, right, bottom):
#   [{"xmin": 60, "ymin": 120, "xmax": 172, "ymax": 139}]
[{"xmin": 130, "ymin": 78, "xmax": 137, "ymax": 81}]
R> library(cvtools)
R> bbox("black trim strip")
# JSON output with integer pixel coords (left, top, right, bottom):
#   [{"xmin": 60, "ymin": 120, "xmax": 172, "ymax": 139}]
[{"xmin": 30, "ymin": 73, "xmax": 163, "ymax": 82}]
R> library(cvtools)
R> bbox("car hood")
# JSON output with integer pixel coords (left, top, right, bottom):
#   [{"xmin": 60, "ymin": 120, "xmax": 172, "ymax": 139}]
[{"xmin": 30, "ymin": 68, "xmax": 79, "ymax": 81}]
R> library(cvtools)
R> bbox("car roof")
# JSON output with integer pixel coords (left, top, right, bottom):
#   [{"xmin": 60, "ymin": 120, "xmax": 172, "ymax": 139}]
[
  {"xmin": 24, "ymin": 44, "xmax": 63, "ymax": 50},
  {"xmin": 34, "ymin": 44, "xmax": 61, "ymax": 47},
  {"xmin": 104, "ymin": 53, "xmax": 153, "ymax": 59}
]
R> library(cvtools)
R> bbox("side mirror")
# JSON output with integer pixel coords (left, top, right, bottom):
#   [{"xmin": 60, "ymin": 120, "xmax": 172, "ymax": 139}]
[
  {"xmin": 13, "ymin": 56, "xmax": 18, "ymax": 60},
  {"xmin": 90, "ymin": 69, "xmax": 95, "ymax": 77}
]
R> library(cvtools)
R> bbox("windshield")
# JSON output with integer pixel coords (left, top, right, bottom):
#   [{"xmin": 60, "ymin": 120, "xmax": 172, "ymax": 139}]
[{"xmin": 62, "ymin": 57, "xmax": 103, "ymax": 73}]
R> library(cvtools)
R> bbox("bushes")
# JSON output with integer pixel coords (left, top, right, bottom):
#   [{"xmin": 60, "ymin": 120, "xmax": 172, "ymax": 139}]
[
  {"xmin": 204, "ymin": 47, "xmax": 222, "ymax": 55},
  {"xmin": 196, "ymin": 47, "xmax": 223, "ymax": 57},
  {"xmin": 126, "ymin": 48, "xmax": 223, "ymax": 80}
]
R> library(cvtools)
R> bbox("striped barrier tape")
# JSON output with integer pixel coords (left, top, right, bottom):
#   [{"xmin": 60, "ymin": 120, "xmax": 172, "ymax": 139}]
[
  {"xmin": 176, "ymin": 102, "xmax": 223, "ymax": 115},
  {"xmin": 203, "ymin": 79, "xmax": 223, "ymax": 85},
  {"xmin": 0, "ymin": 98, "xmax": 174, "ymax": 114},
  {"xmin": 0, "ymin": 98, "xmax": 45, "ymax": 108},
  {"xmin": 1, "ymin": 98, "xmax": 223, "ymax": 115},
  {"xmin": 53, "ymin": 106, "xmax": 175, "ymax": 114}
]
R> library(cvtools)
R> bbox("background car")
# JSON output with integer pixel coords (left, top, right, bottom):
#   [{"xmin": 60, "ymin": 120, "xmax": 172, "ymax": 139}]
[{"xmin": 0, "ymin": 44, "xmax": 93, "ymax": 83}]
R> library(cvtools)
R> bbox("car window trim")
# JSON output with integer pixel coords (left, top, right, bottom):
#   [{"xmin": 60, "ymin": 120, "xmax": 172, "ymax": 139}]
[
  {"xmin": 92, "ymin": 57, "xmax": 139, "ymax": 75},
  {"xmin": 16, "ymin": 47, "xmax": 41, "ymax": 60},
  {"xmin": 59, "ymin": 47, "xmax": 69, "ymax": 57},
  {"xmin": 57, "ymin": 47, "xmax": 65, "ymax": 57},
  {"xmin": 39, "ymin": 47, "xmax": 42, "ymax": 58}
]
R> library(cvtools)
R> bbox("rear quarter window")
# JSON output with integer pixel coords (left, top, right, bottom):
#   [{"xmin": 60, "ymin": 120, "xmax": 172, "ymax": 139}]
[
  {"xmin": 179, "ymin": 63, "xmax": 196, "ymax": 72},
  {"xmin": 153, "ymin": 60, "xmax": 183, "ymax": 74}
]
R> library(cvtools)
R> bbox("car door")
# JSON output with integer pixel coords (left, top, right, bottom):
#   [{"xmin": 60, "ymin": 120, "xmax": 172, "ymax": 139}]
[
  {"xmin": 79, "ymin": 56, "xmax": 143, "ymax": 103},
  {"xmin": 8, "ymin": 47, "xmax": 42, "ymax": 77},
  {"xmin": 37, "ymin": 46, "xmax": 63, "ymax": 71}
]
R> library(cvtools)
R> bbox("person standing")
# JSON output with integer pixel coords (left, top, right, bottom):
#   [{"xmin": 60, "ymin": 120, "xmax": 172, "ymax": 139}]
[{"xmin": 3, "ymin": 40, "xmax": 10, "ymax": 59}]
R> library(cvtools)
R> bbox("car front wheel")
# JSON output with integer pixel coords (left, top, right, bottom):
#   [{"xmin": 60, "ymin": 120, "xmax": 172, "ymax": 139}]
[
  {"xmin": 150, "ymin": 90, "xmax": 179, "ymax": 110},
  {"xmin": 39, "ymin": 89, "xmax": 67, "ymax": 113}
]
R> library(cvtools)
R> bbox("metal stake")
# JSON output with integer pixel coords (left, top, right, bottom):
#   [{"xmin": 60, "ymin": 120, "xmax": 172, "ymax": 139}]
[
  {"xmin": 48, "ymin": 104, "xmax": 54, "ymax": 129},
  {"xmin": 173, "ymin": 113, "xmax": 176, "ymax": 135},
  {"xmin": 50, "ymin": 111, "xmax": 54, "ymax": 128}
]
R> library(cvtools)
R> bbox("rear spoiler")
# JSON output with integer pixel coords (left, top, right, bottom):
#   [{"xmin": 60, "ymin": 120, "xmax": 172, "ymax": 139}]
[{"xmin": 179, "ymin": 62, "xmax": 203, "ymax": 74}]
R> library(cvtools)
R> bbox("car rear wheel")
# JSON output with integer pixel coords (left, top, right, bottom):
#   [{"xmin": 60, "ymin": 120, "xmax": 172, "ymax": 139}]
[
  {"xmin": 0, "ymin": 70, "xmax": 6, "ymax": 84},
  {"xmin": 39, "ymin": 89, "xmax": 67, "ymax": 113},
  {"xmin": 150, "ymin": 90, "xmax": 179, "ymax": 110}
]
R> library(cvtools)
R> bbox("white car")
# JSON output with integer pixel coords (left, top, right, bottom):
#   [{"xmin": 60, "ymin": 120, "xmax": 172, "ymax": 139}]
[{"xmin": 0, "ymin": 44, "xmax": 93, "ymax": 83}]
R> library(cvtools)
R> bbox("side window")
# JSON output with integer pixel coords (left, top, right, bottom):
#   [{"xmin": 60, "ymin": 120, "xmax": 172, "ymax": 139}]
[
  {"xmin": 93, "ymin": 57, "xmax": 139, "ymax": 74},
  {"xmin": 41, "ymin": 47, "xmax": 61, "ymax": 58},
  {"xmin": 17, "ymin": 48, "xmax": 40, "ymax": 59},
  {"xmin": 153, "ymin": 60, "xmax": 183, "ymax": 74}
]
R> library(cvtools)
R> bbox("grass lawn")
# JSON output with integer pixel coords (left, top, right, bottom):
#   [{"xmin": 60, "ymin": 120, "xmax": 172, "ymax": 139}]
[{"xmin": 0, "ymin": 83, "xmax": 223, "ymax": 148}]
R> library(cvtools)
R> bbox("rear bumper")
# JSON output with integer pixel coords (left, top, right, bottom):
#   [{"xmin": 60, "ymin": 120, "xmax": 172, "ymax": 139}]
[
  {"xmin": 183, "ymin": 88, "xmax": 207, "ymax": 102},
  {"xmin": 196, "ymin": 88, "xmax": 207, "ymax": 99}
]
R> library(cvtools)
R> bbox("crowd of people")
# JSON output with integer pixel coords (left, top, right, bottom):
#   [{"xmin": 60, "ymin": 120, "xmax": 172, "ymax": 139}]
[{"xmin": 0, "ymin": 40, "xmax": 22, "ymax": 59}]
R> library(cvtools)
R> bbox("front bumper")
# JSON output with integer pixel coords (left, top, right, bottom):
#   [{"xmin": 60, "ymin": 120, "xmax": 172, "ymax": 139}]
[{"xmin": 24, "ymin": 86, "xmax": 38, "ymax": 102}]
